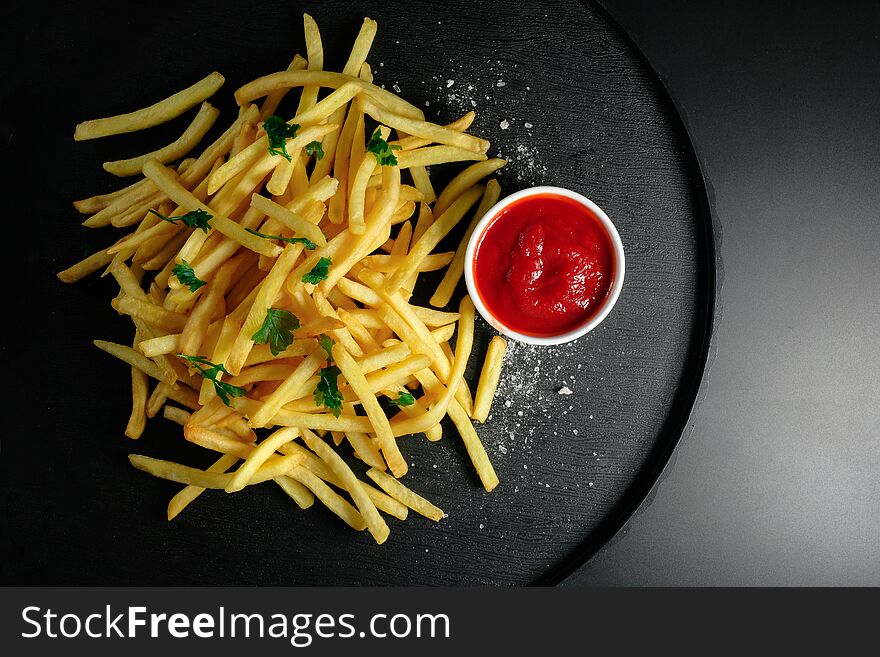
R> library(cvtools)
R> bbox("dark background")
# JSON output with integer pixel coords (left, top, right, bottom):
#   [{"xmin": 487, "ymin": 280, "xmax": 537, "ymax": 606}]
[
  {"xmin": 572, "ymin": 0, "xmax": 880, "ymax": 585},
  {"xmin": 2, "ymin": 0, "xmax": 878, "ymax": 586}
]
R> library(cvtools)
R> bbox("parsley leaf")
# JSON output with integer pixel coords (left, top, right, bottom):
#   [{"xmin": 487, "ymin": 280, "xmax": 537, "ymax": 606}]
[
  {"xmin": 313, "ymin": 365, "xmax": 343, "ymax": 417},
  {"xmin": 252, "ymin": 308, "xmax": 300, "ymax": 356},
  {"xmin": 302, "ymin": 257, "xmax": 332, "ymax": 285},
  {"xmin": 318, "ymin": 334, "xmax": 335, "ymax": 360},
  {"xmin": 305, "ymin": 140, "xmax": 325, "ymax": 160},
  {"xmin": 263, "ymin": 115, "xmax": 300, "ymax": 161},
  {"xmin": 388, "ymin": 391, "xmax": 416, "ymax": 407},
  {"xmin": 149, "ymin": 208, "xmax": 212, "ymax": 233},
  {"xmin": 178, "ymin": 354, "xmax": 246, "ymax": 406},
  {"xmin": 366, "ymin": 128, "xmax": 402, "ymax": 166},
  {"xmin": 245, "ymin": 227, "xmax": 317, "ymax": 250},
  {"xmin": 171, "ymin": 259, "xmax": 207, "ymax": 293}
]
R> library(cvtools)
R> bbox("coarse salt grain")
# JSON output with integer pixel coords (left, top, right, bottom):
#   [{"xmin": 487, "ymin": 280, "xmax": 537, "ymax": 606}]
[{"xmin": 557, "ymin": 386, "xmax": 573, "ymax": 395}]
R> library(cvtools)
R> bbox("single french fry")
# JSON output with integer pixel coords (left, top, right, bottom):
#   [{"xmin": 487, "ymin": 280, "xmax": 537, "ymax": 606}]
[
  {"xmin": 346, "ymin": 431, "xmax": 386, "ymax": 470},
  {"xmin": 73, "ymin": 178, "xmax": 152, "ymax": 214},
  {"xmin": 473, "ymin": 336, "xmax": 507, "ymax": 423},
  {"xmin": 167, "ymin": 454, "xmax": 239, "ymax": 520},
  {"xmin": 57, "ymin": 243, "xmax": 119, "ymax": 283},
  {"xmin": 348, "ymin": 155, "xmax": 378, "ymax": 234},
  {"xmin": 273, "ymin": 475, "xmax": 315, "ymax": 509},
  {"xmin": 74, "ymin": 71, "xmax": 224, "ymax": 140},
  {"xmin": 234, "ymin": 70, "xmax": 423, "ymax": 121},
  {"xmin": 360, "ymin": 97, "xmax": 489, "ymax": 154},
  {"xmin": 432, "ymin": 159, "xmax": 506, "ymax": 217},
  {"xmin": 363, "ymin": 252, "xmax": 453, "ymax": 274},
  {"xmin": 228, "ymin": 361, "xmax": 298, "ymax": 387},
  {"xmin": 129, "ymin": 452, "xmax": 302, "ymax": 489},
  {"xmin": 103, "ymin": 102, "xmax": 220, "ymax": 177},
  {"xmin": 394, "ymin": 146, "xmax": 487, "ymax": 170},
  {"xmin": 366, "ymin": 468, "xmax": 444, "ymax": 521},
  {"xmin": 138, "ymin": 333, "xmax": 180, "ymax": 358},
  {"xmin": 225, "ymin": 427, "xmax": 299, "ymax": 493},
  {"xmin": 288, "ymin": 465, "xmax": 366, "ymax": 531},
  {"xmin": 298, "ymin": 13, "xmax": 325, "ymax": 113},
  {"xmin": 408, "ymin": 166, "xmax": 436, "ymax": 204},
  {"xmin": 430, "ymin": 179, "xmax": 502, "ymax": 307},
  {"xmin": 126, "ymin": 351, "xmax": 149, "ymax": 439},
  {"xmin": 162, "ymin": 405, "xmax": 192, "ymax": 426},
  {"xmin": 113, "ymin": 296, "xmax": 188, "ymax": 333},
  {"xmin": 392, "ymin": 112, "xmax": 476, "ymax": 150},
  {"xmin": 259, "ymin": 54, "xmax": 308, "ymax": 120},
  {"xmin": 94, "ymin": 339, "xmax": 172, "ymax": 384}
]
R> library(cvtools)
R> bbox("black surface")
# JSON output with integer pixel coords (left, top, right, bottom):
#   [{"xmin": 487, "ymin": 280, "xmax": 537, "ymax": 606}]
[
  {"xmin": 568, "ymin": 0, "xmax": 880, "ymax": 585},
  {"xmin": 3, "ymin": 0, "xmax": 714, "ymax": 585}
]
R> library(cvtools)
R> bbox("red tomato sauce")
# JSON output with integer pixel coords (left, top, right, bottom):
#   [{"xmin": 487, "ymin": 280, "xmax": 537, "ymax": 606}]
[{"xmin": 472, "ymin": 193, "xmax": 615, "ymax": 336}]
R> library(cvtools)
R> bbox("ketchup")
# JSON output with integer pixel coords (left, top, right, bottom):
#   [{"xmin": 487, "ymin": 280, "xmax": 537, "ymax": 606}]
[{"xmin": 472, "ymin": 193, "xmax": 615, "ymax": 337}]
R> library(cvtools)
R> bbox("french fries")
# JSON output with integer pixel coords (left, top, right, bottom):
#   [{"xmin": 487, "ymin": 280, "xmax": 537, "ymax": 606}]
[
  {"xmin": 62, "ymin": 13, "xmax": 512, "ymax": 544},
  {"xmin": 103, "ymin": 102, "xmax": 221, "ymax": 177},
  {"xmin": 74, "ymin": 71, "xmax": 225, "ymax": 141}
]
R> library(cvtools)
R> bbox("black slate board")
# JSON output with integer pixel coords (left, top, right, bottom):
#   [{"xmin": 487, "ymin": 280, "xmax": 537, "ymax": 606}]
[{"xmin": 2, "ymin": 0, "xmax": 714, "ymax": 585}]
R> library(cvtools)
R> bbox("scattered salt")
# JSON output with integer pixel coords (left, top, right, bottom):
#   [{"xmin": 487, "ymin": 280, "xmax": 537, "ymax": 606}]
[
  {"xmin": 557, "ymin": 386, "xmax": 573, "ymax": 395},
  {"xmin": 446, "ymin": 79, "xmax": 455, "ymax": 88},
  {"xmin": 500, "ymin": 119, "xmax": 510, "ymax": 130},
  {"xmin": 524, "ymin": 122, "xmax": 533, "ymax": 129}
]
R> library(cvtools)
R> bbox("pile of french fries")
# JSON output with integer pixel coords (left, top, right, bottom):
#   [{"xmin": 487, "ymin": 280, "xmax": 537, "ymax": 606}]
[{"xmin": 59, "ymin": 14, "xmax": 510, "ymax": 544}]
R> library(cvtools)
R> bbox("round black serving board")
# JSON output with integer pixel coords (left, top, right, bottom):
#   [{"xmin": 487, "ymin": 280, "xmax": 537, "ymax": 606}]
[{"xmin": 3, "ymin": 0, "xmax": 714, "ymax": 585}]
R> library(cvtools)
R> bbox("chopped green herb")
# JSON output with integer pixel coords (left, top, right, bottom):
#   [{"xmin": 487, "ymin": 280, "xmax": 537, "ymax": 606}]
[
  {"xmin": 388, "ymin": 391, "xmax": 416, "ymax": 407},
  {"xmin": 313, "ymin": 364, "xmax": 343, "ymax": 417},
  {"xmin": 171, "ymin": 259, "xmax": 207, "ymax": 293},
  {"xmin": 178, "ymin": 355, "xmax": 246, "ymax": 406},
  {"xmin": 245, "ymin": 227, "xmax": 317, "ymax": 250},
  {"xmin": 148, "ymin": 208, "xmax": 212, "ymax": 233},
  {"xmin": 305, "ymin": 140, "xmax": 325, "ymax": 160},
  {"xmin": 263, "ymin": 115, "xmax": 300, "ymax": 161},
  {"xmin": 366, "ymin": 128, "xmax": 402, "ymax": 166},
  {"xmin": 302, "ymin": 257, "xmax": 332, "ymax": 285},
  {"xmin": 252, "ymin": 308, "xmax": 300, "ymax": 356},
  {"xmin": 318, "ymin": 334, "xmax": 335, "ymax": 360}
]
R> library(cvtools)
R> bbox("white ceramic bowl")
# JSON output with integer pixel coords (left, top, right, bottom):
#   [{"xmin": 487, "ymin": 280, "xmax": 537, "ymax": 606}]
[{"xmin": 463, "ymin": 186, "xmax": 625, "ymax": 345}]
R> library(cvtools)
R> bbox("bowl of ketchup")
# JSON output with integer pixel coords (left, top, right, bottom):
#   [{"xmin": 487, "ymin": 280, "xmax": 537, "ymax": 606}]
[{"xmin": 464, "ymin": 186, "xmax": 624, "ymax": 345}]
